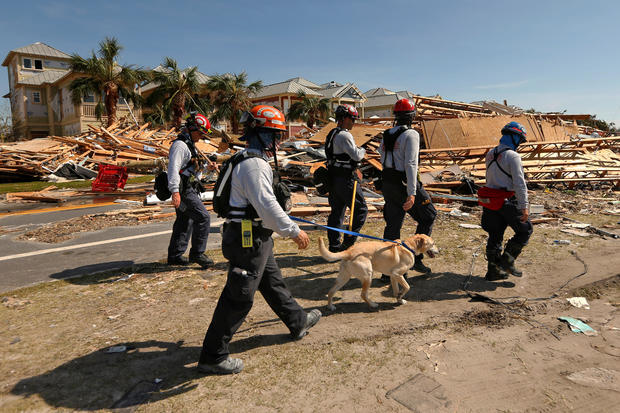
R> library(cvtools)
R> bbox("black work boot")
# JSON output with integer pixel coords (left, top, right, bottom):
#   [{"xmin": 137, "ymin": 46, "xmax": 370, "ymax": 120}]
[
  {"xmin": 412, "ymin": 254, "xmax": 431, "ymax": 273},
  {"xmin": 485, "ymin": 249, "xmax": 508, "ymax": 281},
  {"xmin": 292, "ymin": 309, "xmax": 322, "ymax": 340},
  {"xmin": 500, "ymin": 241, "xmax": 524, "ymax": 277},
  {"xmin": 189, "ymin": 253, "xmax": 214, "ymax": 269},
  {"xmin": 340, "ymin": 237, "xmax": 356, "ymax": 251},
  {"xmin": 167, "ymin": 255, "xmax": 189, "ymax": 266}
]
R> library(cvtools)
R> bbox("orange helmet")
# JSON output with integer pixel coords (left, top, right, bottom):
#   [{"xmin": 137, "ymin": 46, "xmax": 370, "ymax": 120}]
[
  {"xmin": 240, "ymin": 105, "xmax": 287, "ymax": 131},
  {"xmin": 186, "ymin": 112, "xmax": 211, "ymax": 134}
]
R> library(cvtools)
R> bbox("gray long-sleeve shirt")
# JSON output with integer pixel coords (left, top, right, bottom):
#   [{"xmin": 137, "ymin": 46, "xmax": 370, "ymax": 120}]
[
  {"xmin": 485, "ymin": 144, "xmax": 529, "ymax": 210},
  {"xmin": 228, "ymin": 149, "xmax": 300, "ymax": 238},
  {"xmin": 167, "ymin": 134, "xmax": 198, "ymax": 193},
  {"xmin": 379, "ymin": 126, "xmax": 420, "ymax": 197},
  {"xmin": 332, "ymin": 129, "xmax": 366, "ymax": 161}
]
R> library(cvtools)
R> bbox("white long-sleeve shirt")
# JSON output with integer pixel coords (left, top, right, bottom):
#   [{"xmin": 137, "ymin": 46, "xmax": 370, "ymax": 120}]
[
  {"xmin": 228, "ymin": 149, "xmax": 300, "ymax": 238},
  {"xmin": 331, "ymin": 129, "xmax": 366, "ymax": 161},
  {"xmin": 379, "ymin": 126, "xmax": 420, "ymax": 197},
  {"xmin": 167, "ymin": 135, "xmax": 197, "ymax": 193}
]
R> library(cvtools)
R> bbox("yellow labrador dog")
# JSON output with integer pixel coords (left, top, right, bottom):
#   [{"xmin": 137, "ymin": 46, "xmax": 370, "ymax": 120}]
[{"xmin": 318, "ymin": 235, "xmax": 439, "ymax": 310}]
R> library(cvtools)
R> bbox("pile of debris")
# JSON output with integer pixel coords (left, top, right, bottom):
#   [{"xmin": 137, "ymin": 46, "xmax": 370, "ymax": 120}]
[{"xmin": 0, "ymin": 120, "xmax": 229, "ymax": 181}]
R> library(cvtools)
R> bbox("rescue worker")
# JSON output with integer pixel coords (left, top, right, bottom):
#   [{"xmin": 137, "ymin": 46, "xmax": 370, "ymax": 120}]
[
  {"xmin": 166, "ymin": 112, "xmax": 215, "ymax": 269},
  {"xmin": 379, "ymin": 99, "xmax": 437, "ymax": 280},
  {"xmin": 198, "ymin": 105, "xmax": 321, "ymax": 375},
  {"xmin": 325, "ymin": 104, "xmax": 368, "ymax": 252},
  {"xmin": 479, "ymin": 121, "xmax": 532, "ymax": 281}
]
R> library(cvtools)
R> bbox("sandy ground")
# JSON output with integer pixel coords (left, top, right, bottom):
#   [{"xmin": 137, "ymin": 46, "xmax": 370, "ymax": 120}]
[{"xmin": 0, "ymin": 188, "xmax": 619, "ymax": 412}]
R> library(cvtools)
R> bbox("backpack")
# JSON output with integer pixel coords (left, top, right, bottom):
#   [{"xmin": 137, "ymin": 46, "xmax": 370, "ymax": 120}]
[
  {"xmin": 212, "ymin": 151, "xmax": 262, "ymax": 218},
  {"xmin": 154, "ymin": 134, "xmax": 203, "ymax": 201}
]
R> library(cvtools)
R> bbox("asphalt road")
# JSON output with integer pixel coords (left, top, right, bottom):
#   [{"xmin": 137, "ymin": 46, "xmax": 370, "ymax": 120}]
[{"xmin": 0, "ymin": 203, "xmax": 224, "ymax": 293}]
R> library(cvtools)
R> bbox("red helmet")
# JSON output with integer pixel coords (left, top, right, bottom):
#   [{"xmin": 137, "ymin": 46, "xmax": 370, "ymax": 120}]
[
  {"xmin": 240, "ymin": 105, "xmax": 287, "ymax": 131},
  {"xmin": 393, "ymin": 98, "xmax": 415, "ymax": 114},
  {"xmin": 335, "ymin": 104, "xmax": 359, "ymax": 120},
  {"xmin": 186, "ymin": 112, "xmax": 211, "ymax": 134}
]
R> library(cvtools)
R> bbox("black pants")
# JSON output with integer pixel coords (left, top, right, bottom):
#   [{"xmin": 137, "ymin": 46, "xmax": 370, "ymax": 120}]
[
  {"xmin": 481, "ymin": 198, "xmax": 533, "ymax": 253},
  {"xmin": 199, "ymin": 223, "xmax": 307, "ymax": 364},
  {"xmin": 383, "ymin": 179, "xmax": 437, "ymax": 241},
  {"xmin": 167, "ymin": 187, "xmax": 211, "ymax": 259},
  {"xmin": 327, "ymin": 174, "xmax": 368, "ymax": 249}
]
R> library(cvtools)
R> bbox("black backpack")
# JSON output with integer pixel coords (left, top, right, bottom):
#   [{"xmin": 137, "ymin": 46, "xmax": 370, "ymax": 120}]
[
  {"xmin": 212, "ymin": 151, "xmax": 262, "ymax": 218},
  {"xmin": 154, "ymin": 135, "xmax": 200, "ymax": 201}
]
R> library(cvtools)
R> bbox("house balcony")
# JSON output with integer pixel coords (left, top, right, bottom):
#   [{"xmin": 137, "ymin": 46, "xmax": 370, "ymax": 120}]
[{"xmin": 81, "ymin": 103, "xmax": 134, "ymax": 120}]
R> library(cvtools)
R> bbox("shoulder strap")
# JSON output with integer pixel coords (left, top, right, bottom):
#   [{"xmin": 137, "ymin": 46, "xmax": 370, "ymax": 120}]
[
  {"xmin": 488, "ymin": 147, "xmax": 512, "ymax": 179},
  {"xmin": 382, "ymin": 126, "xmax": 408, "ymax": 167},
  {"xmin": 175, "ymin": 134, "xmax": 200, "ymax": 171},
  {"xmin": 325, "ymin": 127, "xmax": 341, "ymax": 160}
]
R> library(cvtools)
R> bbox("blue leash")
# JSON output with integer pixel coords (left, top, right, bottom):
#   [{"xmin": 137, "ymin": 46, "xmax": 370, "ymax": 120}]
[{"xmin": 289, "ymin": 215, "xmax": 417, "ymax": 256}]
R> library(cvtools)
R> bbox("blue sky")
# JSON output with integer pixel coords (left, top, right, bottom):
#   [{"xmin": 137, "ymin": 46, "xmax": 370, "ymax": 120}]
[{"xmin": 1, "ymin": 0, "xmax": 618, "ymax": 126}]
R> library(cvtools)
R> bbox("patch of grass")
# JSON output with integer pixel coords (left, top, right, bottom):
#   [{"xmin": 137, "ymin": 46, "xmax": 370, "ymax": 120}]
[{"xmin": 0, "ymin": 175, "xmax": 154, "ymax": 194}]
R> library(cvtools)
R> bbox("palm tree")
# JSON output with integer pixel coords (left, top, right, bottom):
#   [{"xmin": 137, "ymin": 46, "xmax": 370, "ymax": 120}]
[
  {"xmin": 69, "ymin": 37, "xmax": 149, "ymax": 127},
  {"xmin": 205, "ymin": 72, "xmax": 262, "ymax": 134},
  {"xmin": 145, "ymin": 57, "xmax": 209, "ymax": 128},
  {"xmin": 287, "ymin": 91, "xmax": 330, "ymax": 129}
]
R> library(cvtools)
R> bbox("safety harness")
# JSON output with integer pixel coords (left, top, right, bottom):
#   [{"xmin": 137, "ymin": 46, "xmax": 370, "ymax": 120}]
[
  {"xmin": 477, "ymin": 147, "xmax": 515, "ymax": 211},
  {"xmin": 381, "ymin": 125, "xmax": 409, "ymax": 185},
  {"xmin": 325, "ymin": 128, "xmax": 360, "ymax": 174}
]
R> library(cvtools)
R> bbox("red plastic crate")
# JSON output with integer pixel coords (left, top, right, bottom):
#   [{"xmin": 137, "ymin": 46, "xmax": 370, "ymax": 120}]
[{"xmin": 91, "ymin": 164, "xmax": 129, "ymax": 192}]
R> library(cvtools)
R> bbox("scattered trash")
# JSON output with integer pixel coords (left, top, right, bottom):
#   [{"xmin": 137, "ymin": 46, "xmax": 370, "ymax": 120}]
[
  {"xmin": 530, "ymin": 204, "xmax": 545, "ymax": 214},
  {"xmin": 107, "ymin": 314, "xmax": 121, "ymax": 320},
  {"xmin": 563, "ymin": 223, "xmax": 590, "ymax": 229},
  {"xmin": 558, "ymin": 316, "xmax": 597, "ymax": 336},
  {"xmin": 105, "ymin": 345, "xmax": 128, "ymax": 353},
  {"xmin": 154, "ymin": 378, "xmax": 163, "ymax": 384},
  {"xmin": 459, "ymin": 223, "xmax": 481, "ymax": 229},
  {"xmin": 566, "ymin": 367, "xmax": 620, "ymax": 392},
  {"xmin": 188, "ymin": 297, "xmax": 205, "ymax": 305},
  {"xmin": 10, "ymin": 337, "xmax": 20, "ymax": 345},
  {"xmin": 113, "ymin": 273, "xmax": 134, "ymax": 282},
  {"xmin": 560, "ymin": 229, "xmax": 591, "ymax": 237},
  {"xmin": 553, "ymin": 239, "xmax": 571, "ymax": 245},
  {"xmin": 449, "ymin": 208, "xmax": 470, "ymax": 217},
  {"xmin": 567, "ymin": 297, "xmax": 590, "ymax": 310}
]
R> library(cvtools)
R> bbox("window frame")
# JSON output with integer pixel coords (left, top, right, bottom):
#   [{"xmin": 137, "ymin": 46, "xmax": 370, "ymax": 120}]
[
  {"xmin": 34, "ymin": 59, "xmax": 43, "ymax": 70},
  {"xmin": 32, "ymin": 91, "xmax": 41, "ymax": 104},
  {"xmin": 23, "ymin": 58, "xmax": 32, "ymax": 69}
]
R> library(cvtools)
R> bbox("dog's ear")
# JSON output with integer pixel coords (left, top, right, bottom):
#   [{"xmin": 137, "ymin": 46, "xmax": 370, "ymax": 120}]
[{"xmin": 413, "ymin": 236, "xmax": 425, "ymax": 252}]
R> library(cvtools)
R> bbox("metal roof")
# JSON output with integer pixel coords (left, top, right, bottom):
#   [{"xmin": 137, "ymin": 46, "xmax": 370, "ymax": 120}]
[
  {"xmin": 252, "ymin": 79, "xmax": 322, "ymax": 98},
  {"xmin": 17, "ymin": 69, "xmax": 69, "ymax": 86},
  {"xmin": 364, "ymin": 87, "xmax": 395, "ymax": 97},
  {"xmin": 3, "ymin": 42, "xmax": 70, "ymax": 66},
  {"xmin": 283, "ymin": 77, "xmax": 321, "ymax": 89}
]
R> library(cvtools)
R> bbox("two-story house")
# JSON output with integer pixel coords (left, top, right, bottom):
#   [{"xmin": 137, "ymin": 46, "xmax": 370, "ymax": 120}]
[{"xmin": 2, "ymin": 42, "xmax": 135, "ymax": 139}]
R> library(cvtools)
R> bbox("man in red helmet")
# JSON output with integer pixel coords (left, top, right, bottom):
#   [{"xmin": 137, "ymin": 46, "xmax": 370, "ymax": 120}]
[
  {"xmin": 379, "ymin": 99, "xmax": 437, "ymax": 280},
  {"xmin": 198, "ymin": 105, "xmax": 320, "ymax": 375},
  {"xmin": 325, "ymin": 104, "xmax": 368, "ymax": 252},
  {"xmin": 166, "ymin": 112, "xmax": 216, "ymax": 268}
]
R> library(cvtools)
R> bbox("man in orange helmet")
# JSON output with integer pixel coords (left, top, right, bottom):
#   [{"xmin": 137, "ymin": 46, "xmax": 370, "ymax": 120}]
[
  {"xmin": 166, "ymin": 112, "xmax": 216, "ymax": 269},
  {"xmin": 379, "ymin": 99, "xmax": 437, "ymax": 281},
  {"xmin": 198, "ymin": 105, "xmax": 321, "ymax": 375}
]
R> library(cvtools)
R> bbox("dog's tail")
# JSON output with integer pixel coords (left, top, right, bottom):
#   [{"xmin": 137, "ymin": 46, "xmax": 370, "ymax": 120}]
[{"xmin": 318, "ymin": 238, "xmax": 349, "ymax": 262}]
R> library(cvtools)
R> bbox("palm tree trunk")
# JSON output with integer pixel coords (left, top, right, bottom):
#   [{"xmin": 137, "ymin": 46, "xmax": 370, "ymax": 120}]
[
  {"xmin": 104, "ymin": 83, "xmax": 119, "ymax": 127},
  {"xmin": 172, "ymin": 94, "xmax": 186, "ymax": 129}
]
